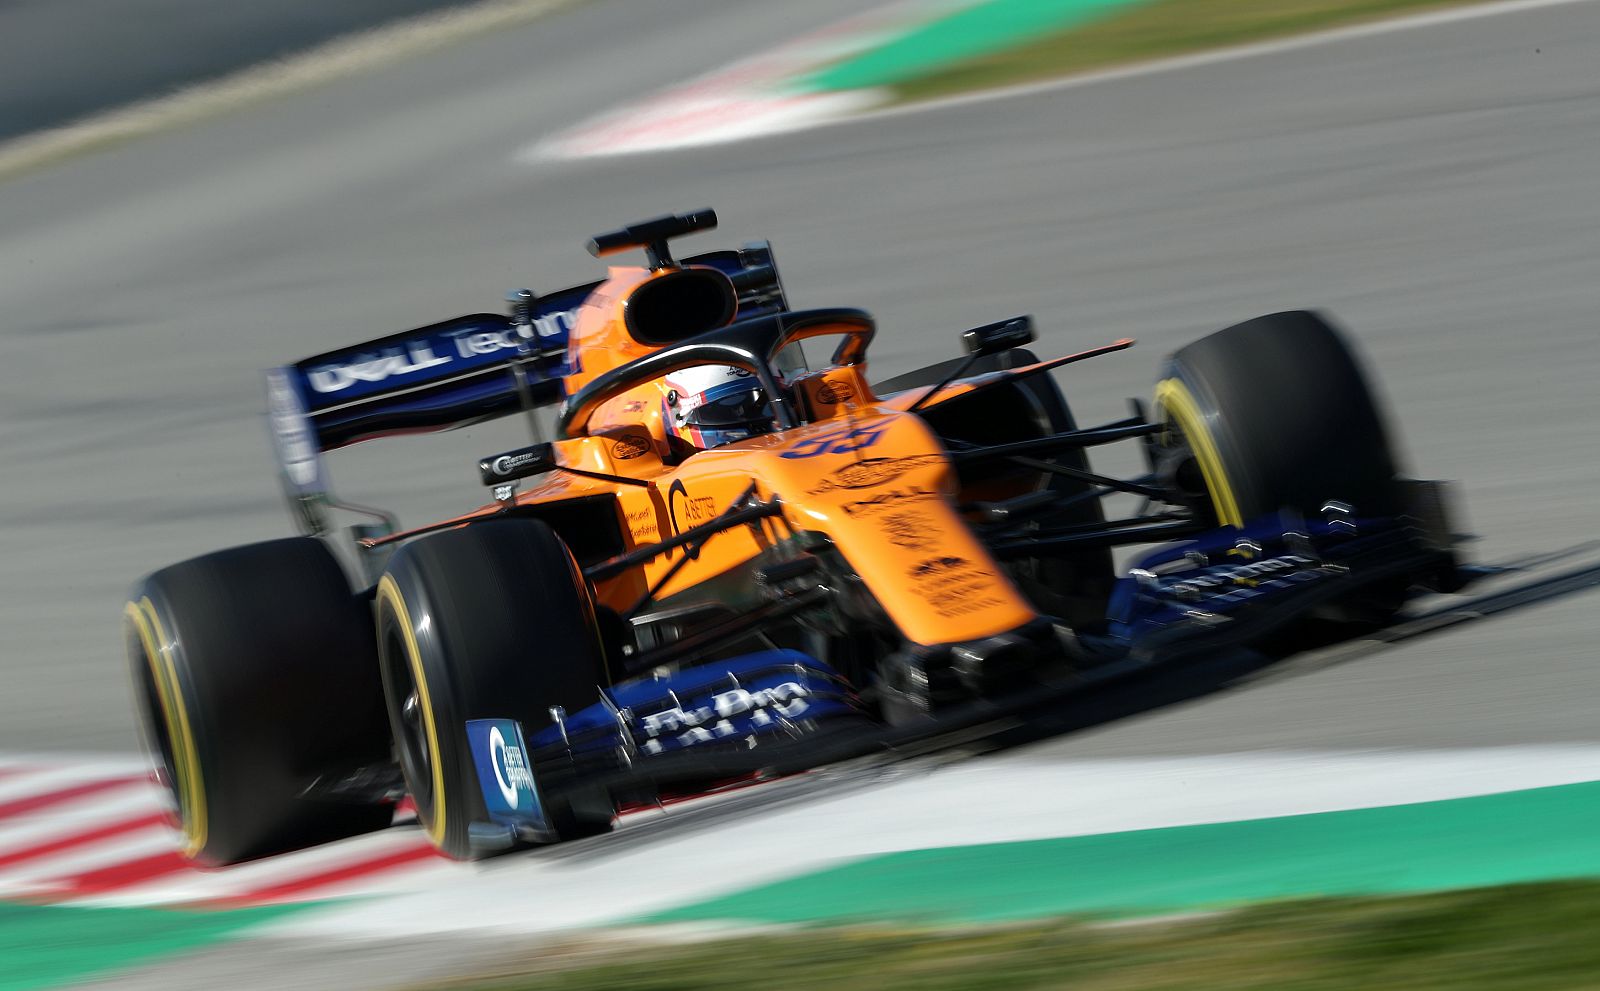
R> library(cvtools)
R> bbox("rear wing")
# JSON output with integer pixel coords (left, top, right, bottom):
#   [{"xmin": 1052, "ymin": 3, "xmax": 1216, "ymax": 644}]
[{"xmin": 267, "ymin": 243, "xmax": 788, "ymax": 536}]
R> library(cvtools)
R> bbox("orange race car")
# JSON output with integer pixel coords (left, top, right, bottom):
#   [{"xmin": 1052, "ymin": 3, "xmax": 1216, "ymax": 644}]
[{"xmin": 125, "ymin": 209, "xmax": 1472, "ymax": 864}]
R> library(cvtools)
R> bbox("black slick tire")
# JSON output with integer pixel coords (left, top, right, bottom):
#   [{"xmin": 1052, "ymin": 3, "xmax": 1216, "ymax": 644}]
[
  {"xmin": 124, "ymin": 538, "xmax": 393, "ymax": 866},
  {"xmin": 374, "ymin": 518, "xmax": 613, "ymax": 860},
  {"xmin": 1154, "ymin": 310, "xmax": 1403, "ymax": 526}
]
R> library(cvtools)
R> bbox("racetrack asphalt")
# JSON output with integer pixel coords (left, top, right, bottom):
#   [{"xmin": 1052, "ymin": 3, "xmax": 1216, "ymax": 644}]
[
  {"xmin": 0, "ymin": 0, "xmax": 482, "ymax": 144},
  {"xmin": 1, "ymin": 0, "xmax": 1596, "ymax": 779}
]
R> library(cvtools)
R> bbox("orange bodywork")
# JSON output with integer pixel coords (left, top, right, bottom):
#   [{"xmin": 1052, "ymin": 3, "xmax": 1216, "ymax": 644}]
[
  {"xmin": 561, "ymin": 266, "xmax": 669, "ymax": 391},
  {"xmin": 475, "ymin": 406, "xmax": 1040, "ymax": 650},
  {"xmin": 385, "ymin": 262, "xmax": 1060, "ymax": 652}
]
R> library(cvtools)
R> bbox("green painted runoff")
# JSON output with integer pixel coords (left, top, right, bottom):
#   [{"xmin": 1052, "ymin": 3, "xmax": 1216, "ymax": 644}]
[
  {"xmin": 0, "ymin": 903, "xmax": 304, "ymax": 991},
  {"xmin": 643, "ymin": 780, "xmax": 1600, "ymax": 926}
]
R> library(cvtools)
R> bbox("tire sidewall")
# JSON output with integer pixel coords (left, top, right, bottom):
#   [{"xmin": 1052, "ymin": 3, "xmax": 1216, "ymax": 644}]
[
  {"xmin": 375, "ymin": 519, "xmax": 609, "ymax": 858},
  {"xmin": 126, "ymin": 537, "xmax": 390, "ymax": 865},
  {"xmin": 1156, "ymin": 311, "xmax": 1402, "ymax": 525}
]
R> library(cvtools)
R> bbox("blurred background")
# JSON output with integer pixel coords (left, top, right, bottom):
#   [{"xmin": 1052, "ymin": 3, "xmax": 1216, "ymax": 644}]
[
  {"xmin": 1, "ymin": 0, "xmax": 1598, "ymax": 987},
  {"xmin": 0, "ymin": 0, "xmax": 487, "ymax": 145}
]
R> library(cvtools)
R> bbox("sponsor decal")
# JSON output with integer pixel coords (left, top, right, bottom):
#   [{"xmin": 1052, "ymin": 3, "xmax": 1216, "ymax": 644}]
[
  {"xmin": 620, "ymin": 399, "xmax": 648, "ymax": 414},
  {"xmin": 623, "ymin": 505, "xmax": 658, "ymax": 542},
  {"xmin": 666, "ymin": 479, "xmax": 720, "ymax": 559},
  {"xmin": 465, "ymin": 719, "xmax": 547, "ymax": 830},
  {"xmin": 905, "ymin": 555, "xmax": 1005, "ymax": 618},
  {"xmin": 814, "ymin": 380, "xmax": 855, "ymax": 404},
  {"xmin": 880, "ymin": 510, "xmax": 937, "ymax": 551},
  {"xmin": 445, "ymin": 312, "xmax": 578, "ymax": 357},
  {"xmin": 637, "ymin": 681, "xmax": 811, "ymax": 753},
  {"xmin": 610, "ymin": 434, "xmax": 652, "ymax": 460},
  {"xmin": 668, "ymin": 480, "xmax": 719, "ymax": 527},
  {"xmin": 490, "ymin": 451, "xmax": 542, "ymax": 477},
  {"xmin": 490, "ymin": 725, "xmax": 535, "ymax": 805},
  {"xmin": 306, "ymin": 343, "xmax": 451, "ymax": 393},
  {"xmin": 1168, "ymin": 554, "xmax": 1319, "ymax": 600},
  {"xmin": 841, "ymin": 486, "xmax": 939, "ymax": 518},
  {"xmin": 683, "ymin": 495, "xmax": 719, "ymax": 524},
  {"xmin": 779, "ymin": 422, "xmax": 889, "ymax": 459},
  {"xmin": 908, "ymin": 555, "xmax": 972, "ymax": 579},
  {"xmin": 530, "ymin": 306, "xmax": 580, "ymax": 341},
  {"xmin": 807, "ymin": 454, "xmax": 944, "ymax": 495},
  {"xmin": 304, "ymin": 305, "xmax": 580, "ymax": 395},
  {"xmin": 930, "ymin": 596, "xmax": 1005, "ymax": 618},
  {"xmin": 447, "ymin": 326, "xmax": 531, "ymax": 358}
]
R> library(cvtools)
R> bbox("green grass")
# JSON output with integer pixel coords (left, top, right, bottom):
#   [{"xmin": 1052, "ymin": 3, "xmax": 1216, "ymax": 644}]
[
  {"xmin": 891, "ymin": 0, "xmax": 1486, "ymax": 103},
  {"xmin": 420, "ymin": 880, "xmax": 1600, "ymax": 991}
]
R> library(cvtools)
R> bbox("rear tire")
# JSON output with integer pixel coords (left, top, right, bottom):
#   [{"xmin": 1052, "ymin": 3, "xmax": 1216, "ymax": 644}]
[
  {"xmin": 1154, "ymin": 310, "xmax": 1403, "ymax": 525},
  {"xmin": 124, "ymin": 538, "xmax": 393, "ymax": 866},
  {"xmin": 374, "ymin": 518, "xmax": 614, "ymax": 860}
]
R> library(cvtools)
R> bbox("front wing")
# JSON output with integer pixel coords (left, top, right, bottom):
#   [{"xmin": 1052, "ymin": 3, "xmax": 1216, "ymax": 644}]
[{"xmin": 466, "ymin": 491, "xmax": 1466, "ymax": 852}]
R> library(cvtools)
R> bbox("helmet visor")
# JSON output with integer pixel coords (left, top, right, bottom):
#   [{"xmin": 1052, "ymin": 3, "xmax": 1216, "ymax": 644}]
[{"xmin": 683, "ymin": 387, "xmax": 770, "ymax": 432}]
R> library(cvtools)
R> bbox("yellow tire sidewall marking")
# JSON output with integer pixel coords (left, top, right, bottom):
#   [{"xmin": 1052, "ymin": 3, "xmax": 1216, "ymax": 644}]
[
  {"xmin": 124, "ymin": 598, "xmax": 208, "ymax": 858},
  {"xmin": 377, "ymin": 574, "xmax": 447, "ymax": 846},
  {"xmin": 1154, "ymin": 377, "xmax": 1244, "ymax": 528}
]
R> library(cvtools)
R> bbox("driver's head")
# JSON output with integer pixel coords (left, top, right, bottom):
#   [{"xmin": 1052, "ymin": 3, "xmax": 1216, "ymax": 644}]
[{"xmin": 663, "ymin": 365, "xmax": 775, "ymax": 449}]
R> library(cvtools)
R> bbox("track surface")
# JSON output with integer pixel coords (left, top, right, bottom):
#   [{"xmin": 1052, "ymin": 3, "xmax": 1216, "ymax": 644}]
[
  {"xmin": 0, "ymin": 0, "xmax": 485, "ymax": 143},
  {"xmin": 1, "ymin": 0, "xmax": 1596, "ymax": 774}
]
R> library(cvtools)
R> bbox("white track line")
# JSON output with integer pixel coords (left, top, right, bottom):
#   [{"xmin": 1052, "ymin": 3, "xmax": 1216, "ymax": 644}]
[
  {"xmin": 78, "ymin": 828, "xmax": 443, "ymax": 907},
  {"xmin": 0, "ymin": 786, "xmax": 168, "ymax": 850},
  {"xmin": 257, "ymin": 855, "xmax": 461, "ymax": 907},
  {"xmin": 0, "ymin": 754, "xmax": 148, "ymax": 775},
  {"xmin": 0, "ymin": 827, "xmax": 180, "ymax": 890},
  {"xmin": 0, "ymin": 766, "xmax": 130, "ymax": 804},
  {"xmin": 0, "ymin": 754, "xmax": 450, "ymax": 908},
  {"xmin": 526, "ymin": 0, "xmax": 947, "ymax": 159}
]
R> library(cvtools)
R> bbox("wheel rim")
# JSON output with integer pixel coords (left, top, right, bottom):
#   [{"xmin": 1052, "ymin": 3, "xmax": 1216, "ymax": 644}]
[{"xmin": 381, "ymin": 627, "xmax": 435, "ymax": 822}]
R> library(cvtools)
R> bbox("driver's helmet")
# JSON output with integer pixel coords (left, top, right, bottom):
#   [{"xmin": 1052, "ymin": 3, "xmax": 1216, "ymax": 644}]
[{"xmin": 663, "ymin": 365, "xmax": 775, "ymax": 450}]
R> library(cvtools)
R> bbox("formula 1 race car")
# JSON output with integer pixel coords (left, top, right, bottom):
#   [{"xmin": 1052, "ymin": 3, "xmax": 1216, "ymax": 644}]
[{"xmin": 125, "ymin": 209, "xmax": 1470, "ymax": 864}]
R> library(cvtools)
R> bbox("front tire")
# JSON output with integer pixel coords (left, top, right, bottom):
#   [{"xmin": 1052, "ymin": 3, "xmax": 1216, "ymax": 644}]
[
  {"xmin": 1155, "ymin": 310, "xmax": 1403, "ymax": 526},
  {"xmin": 124, "ymin": 538, "xmax": 393, "ymax": 866},
  {"xmin": 375, "ymin": 518, "xmax": 614, "ymax": 859}
]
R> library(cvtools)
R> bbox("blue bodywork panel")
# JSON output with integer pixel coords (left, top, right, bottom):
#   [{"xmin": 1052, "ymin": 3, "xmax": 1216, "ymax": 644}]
[
  {"xmin": 528, "ymin": 648, "xmax": 865, "ymax": 758},
  {"xmin": 466, "ymin": 718, "xmax": 552, "ymax": 840},
  {"xmin": 1106, "ymin": 512, "xmax": 1429, "ymax": 653},
  {"xmin": 471, "ymin": 649, "xmax": 867, "ymax": 840}
]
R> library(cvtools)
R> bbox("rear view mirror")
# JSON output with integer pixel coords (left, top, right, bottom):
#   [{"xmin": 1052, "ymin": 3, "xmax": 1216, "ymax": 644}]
[
  {"xmin": 479, "ymin": 443, "xmax": 557, "ymax": 485},
  {"xmin": 962, "ymin": 315, "xmax": 1035, "ymax": 357}
]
